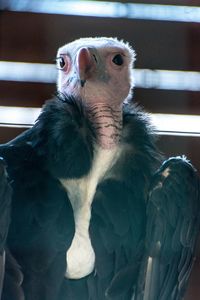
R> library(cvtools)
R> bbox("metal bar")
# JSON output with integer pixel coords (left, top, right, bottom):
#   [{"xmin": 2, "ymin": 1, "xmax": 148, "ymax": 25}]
[{"xmin": 2, "ymin": 1, "xmax": 200, "ymax": 23}]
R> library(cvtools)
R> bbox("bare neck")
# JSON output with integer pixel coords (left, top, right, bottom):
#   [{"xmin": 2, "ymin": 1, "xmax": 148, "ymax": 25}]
[{"xmin": 88, "ymin": 103, "xmax": 122, "ymax": 150}]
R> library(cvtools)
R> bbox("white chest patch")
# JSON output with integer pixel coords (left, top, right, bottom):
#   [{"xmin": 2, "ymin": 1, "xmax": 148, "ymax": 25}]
[{"xmin": 60, "ymin": 146, "xmax": 120, "ymax": 279}]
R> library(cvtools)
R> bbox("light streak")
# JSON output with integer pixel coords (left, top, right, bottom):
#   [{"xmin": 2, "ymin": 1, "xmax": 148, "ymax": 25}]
[{"xmin": 0, "ymin": 106, "xmax": 199, "ymax": 136}]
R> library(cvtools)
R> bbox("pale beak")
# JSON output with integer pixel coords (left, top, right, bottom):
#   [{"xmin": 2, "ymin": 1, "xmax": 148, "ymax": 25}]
[{"xmin": 76, "ymin": 47, "xmax": 96, "ymax": 87}]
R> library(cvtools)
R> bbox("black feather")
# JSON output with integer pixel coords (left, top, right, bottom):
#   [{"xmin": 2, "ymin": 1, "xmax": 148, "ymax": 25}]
[{"xmin": 0, "ymin": 94, "xmax": 198, "ymax": 300}]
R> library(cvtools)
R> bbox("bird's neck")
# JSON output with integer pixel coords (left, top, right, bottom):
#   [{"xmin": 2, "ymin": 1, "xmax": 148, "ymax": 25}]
[{"xmin": 88, "ymin": 103, "xmax": 123, "ymax": 150}]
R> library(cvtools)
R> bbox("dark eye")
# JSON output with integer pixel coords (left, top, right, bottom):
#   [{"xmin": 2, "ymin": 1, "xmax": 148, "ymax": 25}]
[
  {"xmin": 56, "ymin": 57, "xmax": 65, "ymax": 69},
  {"xmin": 112, "ymin": 54, "xmax": 123, "ymax": 66}
]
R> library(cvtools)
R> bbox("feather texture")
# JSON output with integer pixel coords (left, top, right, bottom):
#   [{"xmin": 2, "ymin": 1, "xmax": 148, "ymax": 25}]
[
  {"xmin": 138, "ymin": 157, "xmax": 200, "ymax": 300},
  {"xmin": 0, "ymin": 95, "xmax": 162, "ymax": 299}
]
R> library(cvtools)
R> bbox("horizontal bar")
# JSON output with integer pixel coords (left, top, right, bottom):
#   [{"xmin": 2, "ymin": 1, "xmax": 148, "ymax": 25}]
[
  {"xmin": 155, "ymin": 131, "xmax": 200, "ymax": 137},
  {"xmin": 0, "ymin": 106, "xmax": 199, "ymax": 136},
  {"xmin": 151, "ymin": 114, "xmax": 200, "ymax": 135},
  {"xmin": 0, "ymin": 106, "xmax": 39, "ymax": 126},
  {"xmin": 0, "ymin": 123, "xmax": 31, "ymax": 128},
  {"xmin": 133, "ymin": 69, "xmax": 200, "ymax": 91},
  {"xmin": 1, "ymin": 61, "xmax": 200, "ymax": 91},
  {"xmin": 0, "ymin": 62, "xmax": 57, "ymax": 84},
  {"xmin": 2, "ymin": 0, "xmax": 200, "ymax": 23}
]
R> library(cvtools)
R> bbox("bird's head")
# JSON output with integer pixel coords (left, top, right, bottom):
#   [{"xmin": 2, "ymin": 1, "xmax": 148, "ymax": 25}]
[
  {"xmin": 56, "ymin": 37, "xmax": 136, "ymax": 149},
  {"xmin": 56, "ymin": 37, "xmax": 135, "ymax": 106}
]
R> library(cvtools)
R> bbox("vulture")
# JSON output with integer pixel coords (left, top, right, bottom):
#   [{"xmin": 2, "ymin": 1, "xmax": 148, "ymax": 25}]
[{"xmin": 0, "ymin": 37, "xmax": 199, "ymax": 300}]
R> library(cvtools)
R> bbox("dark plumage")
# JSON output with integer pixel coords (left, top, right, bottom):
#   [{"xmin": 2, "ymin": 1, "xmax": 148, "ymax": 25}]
[
  {"xmin": 0, "ymin": 37, "xmax": 199, "ymax": 300},
  {"xmin": 0, "ymin": 158, "xmax": 12, "ymax": 255},
  {"xmin": 0, "ymin": 158, "xmax": 14, "ymax": 299}
]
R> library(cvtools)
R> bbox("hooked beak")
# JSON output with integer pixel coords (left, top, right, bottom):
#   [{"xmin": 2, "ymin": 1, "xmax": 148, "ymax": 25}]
[{"xmin": 76, "ymin": 47, "xmax": 96, "ymax": 87}]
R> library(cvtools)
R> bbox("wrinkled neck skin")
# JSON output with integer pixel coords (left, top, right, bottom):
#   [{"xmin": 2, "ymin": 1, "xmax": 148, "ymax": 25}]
[
  {"xmin": 77, "ymin": 79, "xmax": 128, "ymax": 149},
  {"xmin": 61, "ymin": 76, "xmax": 128, "ymax": 149},
  {"xmin": 88, "ymin": 102, "xmax": 123, "ymax": 150}
]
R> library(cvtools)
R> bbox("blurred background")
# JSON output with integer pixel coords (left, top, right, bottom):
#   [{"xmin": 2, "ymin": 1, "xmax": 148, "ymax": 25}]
[{"xmin": 0, "ymin": 0, "xmax": 200, "ymax": 298}]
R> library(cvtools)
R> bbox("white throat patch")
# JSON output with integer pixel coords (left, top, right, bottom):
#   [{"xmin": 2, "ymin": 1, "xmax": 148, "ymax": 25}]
[{"xmin": 60, "ymin": 146, "xmax": 120, "ymax": 279}]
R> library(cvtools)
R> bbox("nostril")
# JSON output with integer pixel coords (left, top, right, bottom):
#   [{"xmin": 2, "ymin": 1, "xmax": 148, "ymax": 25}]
[{"xmin": 93, "ymin": 55, "xmax": 97, "ymax": 63}]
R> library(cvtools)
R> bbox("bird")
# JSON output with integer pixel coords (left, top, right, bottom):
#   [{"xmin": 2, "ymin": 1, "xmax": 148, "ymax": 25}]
[{"xmin": 0, "ymin": 37, "xmax": 199, "ymax": 300}]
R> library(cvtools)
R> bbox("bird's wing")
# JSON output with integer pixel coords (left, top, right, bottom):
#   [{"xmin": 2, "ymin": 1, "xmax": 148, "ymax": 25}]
[
  {"xmin": 0, "ymin": 125, "xmax": 75, "ymax": 300},
  {"xmin": 0, "ymin": 159, "xmax": 11, "ymax": 248},
  {"xmin": 0, "ymin": 157, "xmax": 12, "ymax": 300},
  {"xmin": 0, "ymin": 158, "xmax": 12, "ymax": 253},
  {"xmin": 0, "ymin": 141, "xmax": 33, "ymax": 300},
  {"xmin": 2, "ymin": 250, "xmax": 25, "ymax": 300},
  {"xmin": 137, "ymin": 156, "xmax": 200, "ymax": 300}
]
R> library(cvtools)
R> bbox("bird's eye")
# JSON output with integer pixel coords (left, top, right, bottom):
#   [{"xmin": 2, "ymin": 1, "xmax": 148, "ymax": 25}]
[
  {"xmin": 56, "ymin": 55, "xmax": 71, "ymax": 73},
  {"xmin": 112, "ymin": 54, "xmax": 123, "ymax": 66},
  {"xmin": 56, "ymin": 57, "xmax": 66, "ymax": 69}
]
